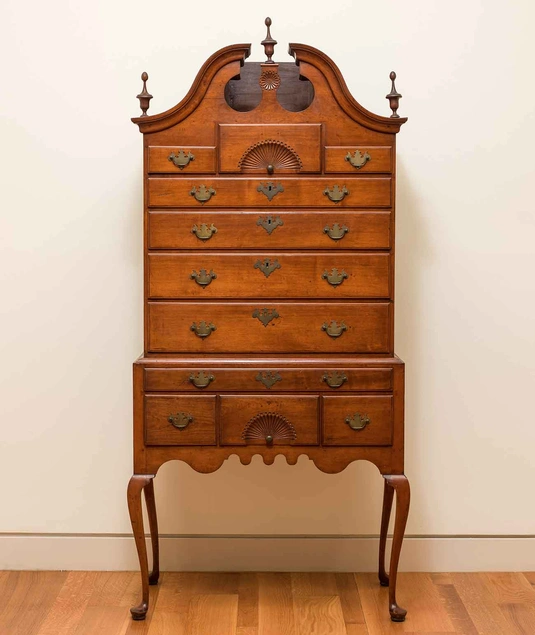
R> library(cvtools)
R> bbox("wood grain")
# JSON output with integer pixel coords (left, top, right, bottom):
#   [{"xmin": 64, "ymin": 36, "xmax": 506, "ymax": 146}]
[{"xmin": 1, "ymin": 571, "xmax": 533, "ymax": 634}]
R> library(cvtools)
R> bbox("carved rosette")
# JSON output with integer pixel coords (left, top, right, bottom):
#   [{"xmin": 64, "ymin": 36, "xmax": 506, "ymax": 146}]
[
  {"xmin": 259, "ymin": 69, "xmax": 281, "ymax": 90},
  {"xmin": 238, "ymin": 139, "xmax": 302, "ymax": 172},
  {"xmin": 242, "ymin": 412, "xmax": 297, "ymax": 445}
]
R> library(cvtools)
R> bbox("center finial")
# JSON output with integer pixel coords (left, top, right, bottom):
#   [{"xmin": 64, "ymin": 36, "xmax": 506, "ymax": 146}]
[{"xmin": 261, "ymin": 17, "xmax": 277, "ymax": 63}]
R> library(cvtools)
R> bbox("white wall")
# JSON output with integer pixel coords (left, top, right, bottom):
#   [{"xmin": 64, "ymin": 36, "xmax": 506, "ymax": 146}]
[{"xmin": 2, "ymin": 0, "xmax": 534, "ymax": 570}]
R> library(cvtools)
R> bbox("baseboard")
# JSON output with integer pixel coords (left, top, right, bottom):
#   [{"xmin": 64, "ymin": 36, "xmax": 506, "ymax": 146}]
[{"xmin": 2, "ymin": 534, "xmax": 534, "ymax": 572}]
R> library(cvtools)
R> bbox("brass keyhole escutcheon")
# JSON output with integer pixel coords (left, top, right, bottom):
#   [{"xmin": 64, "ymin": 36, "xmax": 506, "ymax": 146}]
[
  {"xmin": 254, "ymin": 258, "xmax": 281, "ymax": 278},
  {"xmin": 257, "ymin": 215, "xmax": 283, "ymax": 235}
]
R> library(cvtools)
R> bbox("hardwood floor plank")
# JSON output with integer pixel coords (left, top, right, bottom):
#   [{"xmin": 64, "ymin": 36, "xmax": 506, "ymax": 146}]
[
  {"xmin": 434, "ymin": 581, "xmax": 478, "ymax": 635},
  {"xmin": 522, "ymin": 572, "xmax": 535, "ymax": 587},
  {"xmin": 237, "ymin": 572, "xmax": 259, "ymax": 628},
  {"xmin": 237, "ymin": 628, "xmax": 258, "ymax": 635},
  {"xmin": 293, "ymin": 596, "xmax": 346, "ymax": 635},
  {"xmin": 345, "ymin": 625, "xmax": 370, "ymax": 635},
  {"xmin": 0, "ymin": 571, "xmax": 67, "ymax": 635},
  {"xmin": 452, "ymin": 572, "xmax": 519, "ymax": 635},
  {"xmin": 334, "ymin": 572, "xmax": 367, "ymax": 627},
  {"xmin": 36, "ymin": 571, "xmax": 99, "ymax": 635},
  {"xmin": 291, "ymin": 572, "xmax": 338, "ymax": 597},
  {"xmin": 153, "ymin": 572, "xmax": 194, "ymax": 612},
  {"xmin": 354, "ymin": 573, "xmax": 400, "ymax": 635},
  {"xmin": 499, "ymin": 602, "xmax": 535, "ymax": 635},
  {"xmin": 485, "ymin": 572, "xmax": 535, "ymax": 604},
  {"xmin": 258, "ymin": 573, "xmax": 295, "ymax": 635},
  {"xmin": 184, "ymin": 594, "xmax": 238, "ymax": 635}
]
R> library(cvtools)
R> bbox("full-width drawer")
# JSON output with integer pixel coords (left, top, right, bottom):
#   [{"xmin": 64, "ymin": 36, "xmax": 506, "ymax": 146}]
[
  {"xmin": 324, "ymin": 146, "xmax": 392, "ymax": 173},
  {"xmin": 219, "ymin": 395, "xmax": 319, "ymax": 445},
  {"xmin": 148, "ymin": 210, "xmax": 391, "ymax": 250},
  {"xmin": 148, "ymin": 177, "xmax": 391, "ymax": 208},
  {"xmin": 148, "ymin": 252, "xmax": 391, "ymax": 299},
  {"xmin": 322, "ymin": 395, "xmax": 393, "ymax": 446},
  {"xmin": 148, "ymin": 146, "xmax": 216, "ymax": 174},
  {"xmin": 144, "ymin": 367, "xmax": 394, "ymax": 392},
  {"xmin": 144, "ymin": 395, "xmax": 216, "ymax": 446},
  {"xmin": 147, "ymin": 302, "xmax": 391, "ymax": 353}
]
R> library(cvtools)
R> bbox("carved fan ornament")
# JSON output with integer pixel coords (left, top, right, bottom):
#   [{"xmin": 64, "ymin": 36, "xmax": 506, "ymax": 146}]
[
  {"xmin": 242, "ymin": 412, "xmax": 297, "ymax": 446},
  {"xmin": 238, "ymin": 139, "xmax": 303, "ymax": 173}
]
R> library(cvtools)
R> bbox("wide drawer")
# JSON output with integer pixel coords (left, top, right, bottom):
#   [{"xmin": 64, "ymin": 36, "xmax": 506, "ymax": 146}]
[
  {"xmin": 322, "ymin": 395, "xmax": 393, "ymax": 446},
  {"xmin": 148, "ymin": 146, "xmax": 216, "ymax": 174},
  {"xmin": 148, "ymin": 252, "xmax": 391, "ymax": 299},
  {"xmin": 148, "ymin": 210, "xmax": 391, "ymax": 250},
  {"xmin": 219, "ymin": 395, "xmax": 319, "ymax": 445},
  {"xmin": 148, "ymin": 177, "xmax": 391, "ymax": 208},
  {"xmin": 144, "ymin": 395, "xmax": 216, "ymax": 446},
  {"xmin": 325, "ymin": 146, "xmax": 392, "ymax": 173},
  {"xmin": 144, "ymin": 367, "xmax": 394, "ymax": 392},
  {"xmin": 147, "ymin": 301, "xmax": 391, "ymax": 353}
]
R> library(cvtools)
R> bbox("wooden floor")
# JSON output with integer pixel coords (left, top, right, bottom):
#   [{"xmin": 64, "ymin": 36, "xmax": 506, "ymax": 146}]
[{"xmin": 1, "ymin": 571, "xmax": 534, "ymax": 634}]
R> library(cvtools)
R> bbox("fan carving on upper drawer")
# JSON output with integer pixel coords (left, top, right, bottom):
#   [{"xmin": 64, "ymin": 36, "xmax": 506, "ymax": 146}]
[{"xmin": 238, "ymin": 139, "xmax": 303, "ymax": 174}]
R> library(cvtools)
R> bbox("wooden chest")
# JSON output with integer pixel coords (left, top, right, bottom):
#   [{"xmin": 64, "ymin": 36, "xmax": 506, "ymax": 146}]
[{"xmin": 128, "ymin": 18, "xmax": 411, "ymax": 624}]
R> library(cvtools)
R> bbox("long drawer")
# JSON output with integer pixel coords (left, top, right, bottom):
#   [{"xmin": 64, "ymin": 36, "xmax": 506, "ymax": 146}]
[
  {"xmin": 144, "ymin": 367, "xmax": 394, "ymax": 392},
  {"xmin": 148, "ymin": 177, "xmax": 391, "ymax": 208},
  {"xmin": 148, "ymin": 252, "xmax": 391, "ymax": 299},
  {"xmin": 147, "ymin": 301, "xmax": 391, "ymax": 353},
  {"xmin": 148, "ymin": 210, "xmax": 391, "ymax": 250}
]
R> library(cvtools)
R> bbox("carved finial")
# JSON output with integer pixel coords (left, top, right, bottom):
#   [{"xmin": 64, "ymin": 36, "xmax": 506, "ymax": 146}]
[
  {"xmin": 136, "ymin": 72, "xmax": 153, "ymax": 117},
  {"xmin": 386, "ymin": 71, "xmax": 402, "ymax": 119},
  {"xmin": 261, "ymin": 17, "xmax": 277, "ymax": 63}
]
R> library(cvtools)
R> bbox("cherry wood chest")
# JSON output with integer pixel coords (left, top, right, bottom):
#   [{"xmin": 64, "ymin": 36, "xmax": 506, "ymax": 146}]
[{"xmin": 128, "ymin": 18, "xmax": 410, "ymax": 622}]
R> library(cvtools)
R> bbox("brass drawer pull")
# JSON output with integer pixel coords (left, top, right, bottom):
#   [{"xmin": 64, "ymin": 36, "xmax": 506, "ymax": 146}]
[
  {"xmin": 322, "ymin": 371, "xmax": 347, "ymax": 388},
  {"xmin": 191, "ymin": 268, "xmax": 217, "ymax": 287},
  {"xmin": 254, "ymin": 258, "xmax": 281, "ymax": 278},
  {"xmin": 345, "ymin": 412, "xmax": 370, "ymax": 430},
  {"xmin": 322, "ymin": 268, "xmax": 348, "ymax": 287},
  {"xmin": 322, "ymin": 320, "xmax": 347, "ymax": 338},
  {"xmin": 190, "ymin": 184, "xmax": 216, "ymax": 203},
  {"xmin": 324, "ymin": 223, "xmax": 349, "ymax": 241},
  {"xmin": 324, "ymin": 185, "xmax": 349, "ymax": 203},
  {"xmin": 252, "ymin": 308, "xmax": 279, "ymax": 327},
  {"xmin": 242, "ymin": 412, "xmax": 297, "ymax": 446},
  {"xmin": 192, "ymin": 223, "xmax": 217, "ymax": 240},
  {"xmin": 189, "ymin": 371, "xmax": 215, "ymax": 388},
  {"xmin": 168, "ymin": 412, "xmax": 193, "ymax": 429},
  {"xmin": 345, "ymin": 150, "xmax": 371, "ymax": 169},
  {"xmin": 257, "ymin": 215, "xmax": 283, "ymax": 235},
  {"xmin": 190, "ymin": 321, "xmax": 216, "ymax": 338},
  {"xmin": 257, "ymin": 181, "xmax": 284, "ymax": 201},
  {"xmin": 168, "ymin": 149, "xmax": 195, "ymax": 169},
  {"xmin": 256, "ymin": 371, "xmax": 282, "ymax": 389}
]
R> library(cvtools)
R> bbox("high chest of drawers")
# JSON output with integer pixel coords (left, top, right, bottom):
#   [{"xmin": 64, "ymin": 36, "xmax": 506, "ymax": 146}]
[{"xmin": 128, "ymin": 19, "xmax": 411, "ymax": 623}]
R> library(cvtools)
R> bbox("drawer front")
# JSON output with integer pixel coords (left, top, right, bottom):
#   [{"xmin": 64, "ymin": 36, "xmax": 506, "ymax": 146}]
[
  {"xmin": 144, "ymin": 367, "xmax": 394, "ymax": 392},
  {"xmin": 148, "ymin": 146, "xmax": 216, "ymax": 174},
  {"xmin": 148, "ymin": 302, "xmax": 391, "ymax": 353},
  {"xmin": 219, "ymin": 124, "xmax": 321, "ymax": 173},
  {"xmin": 322, "ymin": 395, "xmax": 393, "ymax": 446},
  {"xmin": 144, "ymin": 395, "xmax": 216, "ymax": 445},
  {"xmin": 148, "ymin": 252, "xmax": 391, "ymax": 299},
  {"xmin": 325, "ymin": 147, "xmax": 392, "ymax": 173},
  {"xmin": 148, "ymin": 178, "xmax": 391, "ymax": 208},
  {"xmin": 148, "ymin": 210, "xmax": 391, "ymax": 250},
  {"xmin": 219, "ymin": 395, "xmax": 319, "ymax": 445}
]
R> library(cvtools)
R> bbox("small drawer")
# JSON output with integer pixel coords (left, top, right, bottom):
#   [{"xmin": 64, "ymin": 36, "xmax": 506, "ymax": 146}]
[
  {"xmin": 148, "ymin": 177, "xmax": 391, "ymax": 208},
  {"xmin": 148, "ymin": 252, "xmax": 391, "ymax": 299},
  {"xmin": 148, "ymin": 146, "xmax": 216, "ymax": 174},
  {"xmin": 322, "ymin": 395, "xmax": 393, "ymax": 446},
  {"xmin": 219, "ymin": 395, "xmax": 319, "ymax": 445},
  {"xmin": 144, "ymin": 395, "xmax": 216, "ymax": 445},
  {"xmin": 144, "ymin": 367, "xmax": 394, "ymax": 393},
  {"xmin": 148, "ymin": 210, "xmax": 391, "ymax": 250},
  {"xmin": 325, "ymin": 147, "xmax": 392, "ymax": 173}
]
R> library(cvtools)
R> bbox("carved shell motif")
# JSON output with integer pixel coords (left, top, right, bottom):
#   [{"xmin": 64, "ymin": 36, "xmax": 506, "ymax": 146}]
[
  {"xmin": 242, "ymin": 411, "xmax": 297, "ymax": 445},
  {"xmin": 238, "ymin": 139, "xmax": 303, "ymax": 173}
]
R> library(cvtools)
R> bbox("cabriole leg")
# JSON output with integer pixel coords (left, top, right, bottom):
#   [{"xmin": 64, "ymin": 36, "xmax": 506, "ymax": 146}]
[
  {"xmin": 383, "ymin": 474, "xmax": 411, "ymax": 622},
  {"xmin": 378, "ymin": 478, "xmax": 395, "ymax": 587},
  {"xmin": 144, "ymin": 477, "xmax": 160, "ymax": 585},
  {"xmin": 127, "ymin": 474, "xmax": 155, "ymax": 620}
]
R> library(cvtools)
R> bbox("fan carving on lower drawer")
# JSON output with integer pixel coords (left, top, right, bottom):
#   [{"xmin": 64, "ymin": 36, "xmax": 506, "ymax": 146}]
[{"xmin": 242, "ymin": 412, "xmax": 297, "ymax": 446}]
